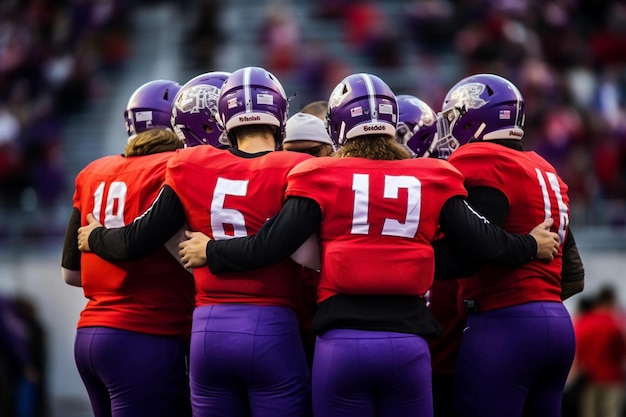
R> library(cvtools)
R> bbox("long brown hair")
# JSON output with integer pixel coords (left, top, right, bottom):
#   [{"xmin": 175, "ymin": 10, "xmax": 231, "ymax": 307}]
[
  {"xmin": 125, "ymin": 128, "xmax": 183, "ymax": 157},
  {"xmin": 333, "ymin": 135, "xmax": 411, "ymax": 160}
]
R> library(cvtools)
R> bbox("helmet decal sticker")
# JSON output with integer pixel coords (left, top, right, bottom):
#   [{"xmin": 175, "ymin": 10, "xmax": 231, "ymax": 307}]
[
  {"xmin": 257, "ymin": 94, "xmax": 274, "ymax": 105},
  {"xmin": 178, "ymin": 85, "xmax": 220, "ymax": 116},
  {"xmin": 449, "ymin": 83, "xmax": 488, "ymax": 111},
  {"xmin": 350, "ymin": 107, "xmax": 363, "ymax": 117},
  {"xmin": 329, "ymin": 82, "xmax": 348, "ymax": 109},
  {"xmin": 379, "ymin": 103, "xmax": 394, "ymax": 115}
]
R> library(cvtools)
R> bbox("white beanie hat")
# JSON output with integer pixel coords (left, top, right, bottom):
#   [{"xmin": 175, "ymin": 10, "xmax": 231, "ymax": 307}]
[{"xmin": 284, "ymin": 112, "xmax": 334, "ymax": 147}]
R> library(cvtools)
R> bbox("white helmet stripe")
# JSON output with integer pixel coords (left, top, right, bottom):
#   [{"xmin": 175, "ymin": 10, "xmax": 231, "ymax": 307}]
[
  {"xmin": 244, "ymin": 67, "xmax": 252, "ymax": 114},
  {"xmin": 362, "ymin": 74, "xmax": 378, "ymax": 122},
  {"xmin": 512, "ymin": 83, "xmax": 523, "ymax": 126}
]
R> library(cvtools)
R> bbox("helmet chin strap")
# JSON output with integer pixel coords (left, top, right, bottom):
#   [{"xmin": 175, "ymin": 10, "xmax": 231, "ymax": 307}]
[
  {"xmin": 469, "ymin": 122, "xmax": 487, "ymax": 143},
  {"xmin": 338, "ymin": 122, "xmax": 346, "ymax": 146},
  {"xmin": 227, "ymin": 131, "xmax": 238, "ymax": 149}
]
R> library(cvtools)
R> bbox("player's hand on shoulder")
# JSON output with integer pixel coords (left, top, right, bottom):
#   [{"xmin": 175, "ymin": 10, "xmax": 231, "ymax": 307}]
[
  {"xmin": 77, "ymin": 213, "xmax": 103, "ymax": 252},
  {"xmin": 179, "ymin": 230, "xmax": 210, "ymax": 268},
  {"xmin": 529, "ymin": 218, "xmax": 560, "ymax": 261}
]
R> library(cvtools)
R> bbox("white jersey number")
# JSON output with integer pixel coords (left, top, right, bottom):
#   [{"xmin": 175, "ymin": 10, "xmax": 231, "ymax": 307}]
[
  {"xmin": 536, "ymin": 169, "xmax": 569, "ymax": 243},
  {"xmin": 211, "ymin": 178, "xmax": 249, "ymax": 240},
  {"xmin": 351, "ymin": 174, "xmax": 421, "ymax": 238},
  {"xmin": 92, "ymin": 181, "xmax": 127, "ymax": 228}
]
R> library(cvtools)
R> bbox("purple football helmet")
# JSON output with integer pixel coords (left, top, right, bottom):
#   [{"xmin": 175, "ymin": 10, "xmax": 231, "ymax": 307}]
[
  {"xmin": 124, "ymin": 80, "xmax": 181, "ymax": 137},
  {"xmin": 435, "ymin": 73, "xmax": 525, "ymax": 159},
  {"xmin": 396, "ymin": 94, "xmax": 438, "ymax": 158},
  {"xmin": 171, "ymin": 71, "xmax": 231, "ymax": 148},
  {"xmin": 326, "ymin": 73, "xmax": 398, "ymax": 147},
  {"xmin": 217, "ymin": 67, "xmax": 288, "ymax": 149}
]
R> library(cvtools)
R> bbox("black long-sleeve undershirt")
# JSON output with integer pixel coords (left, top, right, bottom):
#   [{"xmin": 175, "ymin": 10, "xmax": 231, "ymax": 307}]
[
  {"xmin": 88, "ymin": 185, "xmax": 186, "ymax": 262},
  {"xmin": 432, "ymin": 186, "xmax": 510, "ymax": 279},
  {"xmin": 62, "ymin": 207, "xmax": 82, "ymax": 271},
  {"xmin": 205, "ymin": 195, "xmax": 537, "ymax": 277},
  {"xmin": 462, "ymin": 185, "xmax": 584, "ymax": 285}
]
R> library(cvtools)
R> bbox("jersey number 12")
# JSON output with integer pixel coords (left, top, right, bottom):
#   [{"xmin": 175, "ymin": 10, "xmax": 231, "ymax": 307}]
[{"xmin": 351, "ymin": 173, "xmax": 421, "ymax": 238}]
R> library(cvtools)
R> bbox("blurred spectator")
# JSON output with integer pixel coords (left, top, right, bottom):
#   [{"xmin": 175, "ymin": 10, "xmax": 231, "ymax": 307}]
[
  {"xmin": 257, "ymin": 1, "xmax": 301, "ymax": 75},
  {"xmin": 182, "ymin": 0, "xmax": 223, "ymax": 72},
  {"xmin": 589, "ymin": 2, "xmax": 626, "ymax": 66},
  {"xmin": 13, "ymin": 296, "xmax": 47, "ymax": 417},
  {"xmin": 0, "ymin": 105, "xmax": 23, "ymax": 208},
  {"xmin": 343, "ymin": 0, "xmax": 379, "ymax": 51},
  {"xmin": 311, "ymin": 0, "xmax": 348, "ymax": 20},
  {"xmin": 20, "ymin": 97, "xmax": 65, "ymax": 209},
  {"xmin": 343, "ymin": 0, "xmax": 400, "ymax": 67},
  {"xmin": 404, "ymin": 0, "xmax": 455, "ymax": 55},
  {"xmin": 574, "ymin": 285, "xmax": 626, "ymax": 417},
  {"xmin": 0, "ymin": 294, "xmax": 23, "ymax": 416},
  {"xmin": 0, "ymin": 294, "xmax": 47, "ymax": 417},
  {"xmin": 592, "ymin": 130, "xmax": 623, "ymax": 200},
  {"xmin": 563, "ymin": 296, "xmax": 596, "ymax": 417},
  {"xmin": 294, "ymin": 40, "xmax": 337, "ymax": 108}
]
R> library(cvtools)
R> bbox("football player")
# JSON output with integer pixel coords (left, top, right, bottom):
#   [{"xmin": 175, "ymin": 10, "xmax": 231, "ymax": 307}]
[
  {"xmin": 61, "ymin": 79, "xmax": 195, "ymax": 417},
  {"xmin": 282, "ymin": 111, "xmax": 335, "ymax": 157},
  {"xmin": 435, "ymin": 73, "xmax": 584, "ymax": 417}
]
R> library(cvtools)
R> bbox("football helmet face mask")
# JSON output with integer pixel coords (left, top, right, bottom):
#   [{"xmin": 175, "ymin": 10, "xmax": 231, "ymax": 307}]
[
  {"xmin": 171, "ymin": 71, "xmax": 231, "ymax": 148},
  {"xmin": 124, "ymin": 80, "xmax": 181, "ymax": 137},
  {"xmin": 435, "ymin": 73, "xmax": 525, "ymax": 159},
  {"xmin": 396, "ymin": 94, "xmax": 438, "ymax": 158},
  {"xmin": 217, "ymin": 67, "xmax": 288, "ymax": 149},
  {"xmin": 326, "ymin": 73, "xmax": 398, "ymax": 147}
]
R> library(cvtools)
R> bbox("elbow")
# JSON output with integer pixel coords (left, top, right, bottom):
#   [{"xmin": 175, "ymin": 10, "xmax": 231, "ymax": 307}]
[
  {"xmin": 560, "ymin": 278, "xmax": 584, "ymax": 301},
  {"xmin": 62, "ymin": 268, "xmax": 82, "ymax": 287}
]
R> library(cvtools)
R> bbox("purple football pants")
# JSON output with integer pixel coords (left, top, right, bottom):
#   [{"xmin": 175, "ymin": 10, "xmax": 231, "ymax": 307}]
[
  {"xmin": 453, "ymin": 301, "xmax": 575, "ymax": 417},
  {"xmin": 312, "ymin": 329, "xmax": 433, "ymax": 417},
  {"xmin": 74, "ymin": 327, "xmax": 191, "ymax": 417},
  {"xmin": 189, "ymin": 304, "xmax": 311, "ymax": 417}
]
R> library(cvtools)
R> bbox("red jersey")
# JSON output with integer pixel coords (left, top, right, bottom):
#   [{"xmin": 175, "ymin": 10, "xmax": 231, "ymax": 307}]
[
  {"xmin": 166, "ymin": 146, "xmax": 312, "ymax": 308},
  {"xmin": 74, "ymin": 153, "xmax": 195, "ymax": 340},
  {"xmin": 448, "ymin": 143, "xmax": 569, "ymax": 311},
  {"xmin": 285, "ymin": 157, "xmax": 467, "ymax": 303}
]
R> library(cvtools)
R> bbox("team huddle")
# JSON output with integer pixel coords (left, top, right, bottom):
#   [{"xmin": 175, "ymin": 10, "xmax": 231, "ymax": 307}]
[{"xmin": 61, "ymin": 66, "xmax": 584, "ymax": 417}]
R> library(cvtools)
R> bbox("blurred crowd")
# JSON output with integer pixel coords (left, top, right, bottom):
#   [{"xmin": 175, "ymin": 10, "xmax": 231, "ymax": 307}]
[
  {"xmin": 2, "ymin": 0, "xmax": 626, "ymax": 230},
  {"xmin": 0, "ymin": 0, "xmax": 133, "ymax": 219},
  {"xmin": 240, "ymin": 0, "xmax": 626, "ymax": 227}
]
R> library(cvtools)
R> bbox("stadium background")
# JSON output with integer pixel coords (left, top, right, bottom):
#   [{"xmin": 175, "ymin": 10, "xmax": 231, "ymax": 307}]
[{"xmin": 0, "ymin": 0, "xmax": 625, "ymax": 415}]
